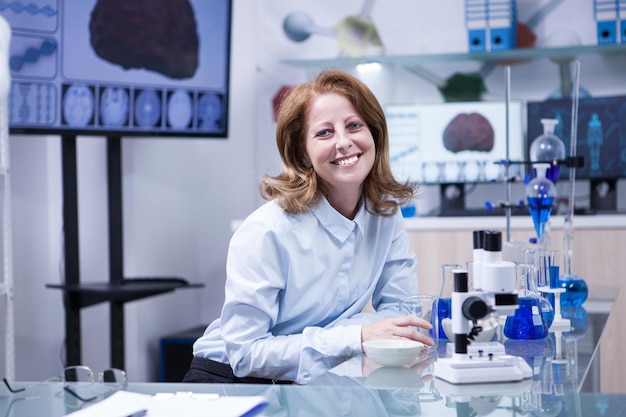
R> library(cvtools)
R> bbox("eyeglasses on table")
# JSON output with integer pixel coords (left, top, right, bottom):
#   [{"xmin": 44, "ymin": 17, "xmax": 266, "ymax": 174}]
[{"xmin": 3, "ymin": 366, "xmax": 128, "ymax": 402}]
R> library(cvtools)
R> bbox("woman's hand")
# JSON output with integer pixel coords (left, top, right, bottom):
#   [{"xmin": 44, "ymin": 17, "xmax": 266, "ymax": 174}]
[{"xmin": 361, "ymin": 315, "xmax": 434, "ymax": 349}]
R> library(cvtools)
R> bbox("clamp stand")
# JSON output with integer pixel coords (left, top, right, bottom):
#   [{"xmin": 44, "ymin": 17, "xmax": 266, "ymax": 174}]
[{"xmin": 539, "ymin": 286, "xmax": 571, "ymax": 332}]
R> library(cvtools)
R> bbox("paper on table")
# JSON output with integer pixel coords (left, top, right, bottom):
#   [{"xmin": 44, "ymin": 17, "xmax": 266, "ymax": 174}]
[{"xmin": 63, "ymin": 390, "xmax": 268, "ymax": 417}]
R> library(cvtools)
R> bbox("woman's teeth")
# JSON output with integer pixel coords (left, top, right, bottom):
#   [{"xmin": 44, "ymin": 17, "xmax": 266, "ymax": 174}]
[{"xmin": 336, "ymin": 155, "xmax": 359, "ymax": 166}]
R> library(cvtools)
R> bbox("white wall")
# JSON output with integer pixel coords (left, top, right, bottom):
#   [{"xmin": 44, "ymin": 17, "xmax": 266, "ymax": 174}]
[{"xmin": 3, "ymin": 0, "xmax": 626, "ymax": 383}]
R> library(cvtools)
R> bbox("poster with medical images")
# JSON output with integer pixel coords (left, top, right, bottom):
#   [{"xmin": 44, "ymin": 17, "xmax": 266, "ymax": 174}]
[
  {"xmin": 3, "ymin": 0, "xmax": 231, "ymax": 138},
  {"xmin": 386, "ymin": 101, "xmax": 525, "ymax": 184}
]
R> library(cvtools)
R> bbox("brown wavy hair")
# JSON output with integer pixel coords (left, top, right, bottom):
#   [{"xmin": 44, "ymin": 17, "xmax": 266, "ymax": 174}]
[{"xmin": 261, "ymin": 69, "xmax": 417, "ymax": 216}]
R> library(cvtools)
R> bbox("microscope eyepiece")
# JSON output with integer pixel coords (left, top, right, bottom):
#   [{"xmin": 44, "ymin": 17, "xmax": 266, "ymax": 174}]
[
  {"xmin": 472, "ymin": 230, "xmax": 485, "ymax": 249},
  {"xmin": 483, "ymin": 230, "xmax": 502, "ymax": 252}
]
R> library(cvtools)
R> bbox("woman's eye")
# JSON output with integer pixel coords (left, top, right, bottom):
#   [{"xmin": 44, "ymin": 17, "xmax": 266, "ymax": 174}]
[
  {"xmin": 315, "ymin": 129, "xmax": 332, "ymax": 138},
  {"xmin": 348, "ymin": 121, "xmax": 363, "ymax": 130}
]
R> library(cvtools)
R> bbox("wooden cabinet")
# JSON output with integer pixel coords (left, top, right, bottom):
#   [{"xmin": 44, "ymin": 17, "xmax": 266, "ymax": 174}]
[{"xmin": 405, "ymin": 214, "xmax": 626, "ymax": 393}]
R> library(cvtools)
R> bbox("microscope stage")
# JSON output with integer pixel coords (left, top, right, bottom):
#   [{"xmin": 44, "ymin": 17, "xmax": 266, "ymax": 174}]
[{"xmin": 434, "ymin": 355, "xmax": 532, "ymax": 384}]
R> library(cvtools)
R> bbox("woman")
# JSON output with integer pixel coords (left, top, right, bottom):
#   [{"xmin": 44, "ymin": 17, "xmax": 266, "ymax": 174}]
[{"xmin": 184, "ymin": 69, "xmax": 432, "ymax": 385}]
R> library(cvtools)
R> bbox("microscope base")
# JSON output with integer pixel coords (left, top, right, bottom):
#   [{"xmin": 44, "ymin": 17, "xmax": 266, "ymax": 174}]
[{"xmin": 434, "ymin": 355, "xmax": 532, "ymax": 384}]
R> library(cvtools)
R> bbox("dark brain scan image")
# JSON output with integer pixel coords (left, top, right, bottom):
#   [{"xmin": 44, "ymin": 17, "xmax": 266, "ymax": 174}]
[
  {"xmin": 442, "ymin": 112, "xmax": 494, "ymax": 153},
  {"xmin": 89, "ymin": 0, "xmax": 199, "ymax": 79}
]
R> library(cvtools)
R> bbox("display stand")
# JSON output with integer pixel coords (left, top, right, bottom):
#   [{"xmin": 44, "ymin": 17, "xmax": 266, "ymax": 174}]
[{"xmin": 46, "ymin": 135, "xmax": 203, "ymax": 370}]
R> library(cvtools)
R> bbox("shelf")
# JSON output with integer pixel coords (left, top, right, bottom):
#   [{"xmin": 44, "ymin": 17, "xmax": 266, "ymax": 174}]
[
  {"xmin": 282, "ymin": 44, "xmax": 626, "ymax": 68},
  {"xmin": 46, "ymin": 279, "xmax": 203, "ymax": 309}
]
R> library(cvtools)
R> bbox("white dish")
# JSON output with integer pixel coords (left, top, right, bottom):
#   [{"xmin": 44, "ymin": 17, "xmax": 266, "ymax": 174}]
[{"xmin": 362, "ymin": 339, "xmax": 424, "ymax": 367}]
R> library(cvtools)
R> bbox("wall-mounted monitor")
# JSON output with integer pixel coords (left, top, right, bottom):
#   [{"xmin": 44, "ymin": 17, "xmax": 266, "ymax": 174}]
[
  {"xmin": 386, "ymin": 100, "xmax": 525, "ymax": 185},
  {"xmin": 527, "ymin": 95, "xmax": 626, "ymax": 212},
  {"xmin": 3, "ymin": 0, "xmax": 232, "ymax": 138},
  {"xmin": 526, "ymin": 95, "xmax": 626, "ymax": 181}
]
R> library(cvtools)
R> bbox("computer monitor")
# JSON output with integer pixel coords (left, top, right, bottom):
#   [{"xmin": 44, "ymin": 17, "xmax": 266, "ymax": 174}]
[
  {"xmin": 386, "ymin": 100, "xmax": 525, "ymax": 214},
  {"xmin": 526, "ymin": 95, "xmax": 626, "ymax": 211},
  {"xmin": 3, "ymin": 0, "xmax": 232, "ymax": 138}
]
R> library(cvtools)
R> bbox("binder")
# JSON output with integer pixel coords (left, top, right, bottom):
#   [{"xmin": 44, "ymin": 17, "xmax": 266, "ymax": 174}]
[
  {"xmin": 594, "ymin": 0, "xmax": 618, "ymax": 44},
  {"xmin": 489, "ymin": 1, "xmax": 517, "ymax": 51},
  {"xmin": 465, "ymin": 0, "xmax": 517, "ymax": 53},
  {"xmin": 466, "ymin": 0, "xmax": 488, "ymax": 52}
]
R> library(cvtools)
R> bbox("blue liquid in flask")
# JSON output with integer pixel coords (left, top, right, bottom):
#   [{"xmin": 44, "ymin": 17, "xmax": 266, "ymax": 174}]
[
  {"xmin": 504, "ymin": 297, "xmax": 549, "ymax": 340},
  {"xmin": 558, "ymin": 275, "xmax": 588, "ymax": 307},
  {"xmin": 437, "ymin": 298, "xmax": 451, "ymax": 339},
  {"xmin": 527, "ymin": 196, "xmax": 554, "ymax": 238}
]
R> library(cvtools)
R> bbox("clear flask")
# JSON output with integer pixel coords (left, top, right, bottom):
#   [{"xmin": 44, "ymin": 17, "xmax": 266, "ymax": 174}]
[
  {"xmin": 504, "ymin": 263, "xmax": 549, "ymax": 340},
  {"xmin": 438, "ymin": 263, "xmax": 461, "ymax": 340},
  {"xmin": 558, "ymin": 233, "xmax": 588, "ymax": 307},
  {"xmin": 529, "ymin": 118, "xmax": 566, "ymax": 161}
]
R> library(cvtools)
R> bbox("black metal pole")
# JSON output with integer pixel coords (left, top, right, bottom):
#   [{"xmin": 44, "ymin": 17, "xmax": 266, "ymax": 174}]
[
  {"xmin": 107, "ymin": 136, "xmax": 125, "ymax": 370},
  {"xmin": 61, "ymin": 135, "xmax": 81, "ymax": 366}
]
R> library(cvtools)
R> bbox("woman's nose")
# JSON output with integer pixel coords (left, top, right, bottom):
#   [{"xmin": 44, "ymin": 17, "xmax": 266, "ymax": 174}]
[{"xmin": 335, "ymin": 130, "xmax": 352, "ymax": 149}]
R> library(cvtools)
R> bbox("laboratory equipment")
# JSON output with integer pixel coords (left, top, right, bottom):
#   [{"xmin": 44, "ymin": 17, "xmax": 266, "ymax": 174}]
[
  {"xmin": 558, "ymin": 232, "xmax": 588, "ymax": 306},
  {"xmin": 503, "ymin": 264, "xmax": 549, "ymax": 340},
  {"xmin": 438, "ymin": 263, "xmax": 462, "ymax": 340},
  {"xmin": 529, "ymin": 118, "xmax": 566, "ymax": 181},
  {"xmin": 433, "ymin": 231, "xmax": 532, "ymax": 384},
  {"xmin": 536, "ymin": 249, "xmax": 571, "ymax": 332},
  {"xmin": 282, "ymin": 0, "xmax": 383, "ymax": 58},
  {"xmin": 526, "ymin": 118, "xmax": 565, "ymax": 244},
  {"xmin": 526, "ymin": 163, "xmax": 557, "ymax": 242}
]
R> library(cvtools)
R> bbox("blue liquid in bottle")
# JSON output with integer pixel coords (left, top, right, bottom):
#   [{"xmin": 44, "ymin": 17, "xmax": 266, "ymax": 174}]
[
  {"xmin": 437, "ymin": 298, "xmax": 451, "ymax": 339},
  {"xmin": 504, "ymin": 297, "xmax": 549, "ymax": 340},
  {"xmin": 527, "ymin": 196, "xmax": 554, "ymax": 239},
  {"xmin": 558, "ymin": 275, "xmax": 588, "ymax": 307}
]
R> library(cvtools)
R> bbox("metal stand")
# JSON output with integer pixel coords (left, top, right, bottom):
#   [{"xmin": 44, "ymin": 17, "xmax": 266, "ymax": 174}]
[{"xmin": 47, "ymin": 135, "xmax": 202, "ymax": 369}]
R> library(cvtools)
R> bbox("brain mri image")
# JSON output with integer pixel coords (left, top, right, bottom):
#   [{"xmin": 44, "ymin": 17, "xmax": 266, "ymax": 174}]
[
  {"xmin": 62, "ymin": 83, "xmax": 95, "ymax": 127},
  {"xmin": 134, "ymin": 88, "xmax": 162, "ymax": 128},
  {"xmin": 89, "ymin": 0, "xmax": 199, "ymax": 79},
  {"xmin": 197, "ymin": 93, "xmax": 224, "ymax": 130},
  {"xmin": 100, "ymin": 86, "xmax": 129, "ymax": 127},
  {"xmin": 442, "ymin": 112, "xmax": 495, "ymax": 153},
  {"xmin": 167, "ymin": 89, "xmax": 192, "ymax": 129}
]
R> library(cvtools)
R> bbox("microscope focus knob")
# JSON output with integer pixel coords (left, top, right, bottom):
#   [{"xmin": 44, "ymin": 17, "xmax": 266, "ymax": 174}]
[{"xmin": 462, "ymin": 296, "xmax": 489, "ymax": 321}]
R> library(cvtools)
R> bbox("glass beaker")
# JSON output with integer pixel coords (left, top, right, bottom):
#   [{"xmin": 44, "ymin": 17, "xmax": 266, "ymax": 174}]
[
  {"xmin": 558, "ymin": 233, "xmax": 588, "ymax": 307},
  {"xmin": 399, "ymin": 294, "xmax": 439, "ymax": 350},
  {"xmin": 504, "ymin": 263, "xmax": 549, "ymax": 340},
  {"xmin": 438, "ymin": 263, "xmax": 461, "ymax": 340},
  {"xmin": 536, "ymin": 250, "xmax": 557, "ymax": 328}
]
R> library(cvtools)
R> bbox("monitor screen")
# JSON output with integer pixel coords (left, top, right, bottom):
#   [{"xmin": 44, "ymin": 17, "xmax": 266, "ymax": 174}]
[
  {"xmin": 3, "ymin": 0, "xmax": 232, "ymax": 138},
  {"xmin": 526, "ymin": 95, "xmax": 626, "ymax": 180},
  {"xmin": 386, "ymin": 100, "xmax": 524, "ymax": 184}
]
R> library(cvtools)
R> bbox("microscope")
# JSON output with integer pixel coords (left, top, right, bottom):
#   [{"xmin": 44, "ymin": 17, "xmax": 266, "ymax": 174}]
[{"xmin": 433, "ymin": 230, "xmax": 533, "ymax": 384}]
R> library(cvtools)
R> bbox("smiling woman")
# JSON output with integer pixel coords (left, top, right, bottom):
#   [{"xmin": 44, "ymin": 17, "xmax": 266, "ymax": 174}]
[
  {"xmin": 183, "ymin": 69, "xmax": 427, "ymax": 385},
  {"xmin": 303, "ymin": 92, "xmax": 375, "ymax": 218}
]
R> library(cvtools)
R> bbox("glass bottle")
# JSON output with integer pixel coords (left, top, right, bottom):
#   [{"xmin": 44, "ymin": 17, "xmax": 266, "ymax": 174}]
[
  {"xmin": 558, "ymin": 231, "xmax": 588, "ymax": 307},
  {"xmin": 504, "ymin": 263, "xmax": 549, "ymax": 340},
  {"xmin": 529, "ymin": 118, "xmax": 566, "ymax": 182},
  {"xmin": 526, "ymin": 163, "xmax": 557, "ymax": 241},
  {"xmin": 438, "ymin": 263, "xmax": 461, "ymax": 340}
]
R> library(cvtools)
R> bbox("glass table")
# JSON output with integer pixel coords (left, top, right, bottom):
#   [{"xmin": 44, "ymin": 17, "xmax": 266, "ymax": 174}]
[{"xmin": 2, "ymin": 288, "xmax": 624, "ymax": 416}]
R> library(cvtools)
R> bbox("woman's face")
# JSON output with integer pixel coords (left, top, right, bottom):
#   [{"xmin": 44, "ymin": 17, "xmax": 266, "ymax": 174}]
[{"xmin": 304, "ymin": 93, "xmax": 375, "ymax": 203}]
